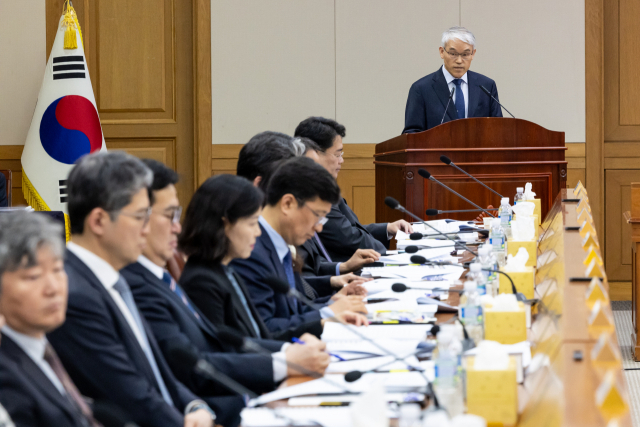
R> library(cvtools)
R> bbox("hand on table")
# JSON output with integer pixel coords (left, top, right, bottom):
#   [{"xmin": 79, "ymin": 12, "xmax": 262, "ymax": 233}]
[
  {"xmin": 387, "ymin": 220, "xmax": 413, "ymax": 237},
  {"xmin": 285, "ymin": 334, "xmax": 330, "ymax": 376},
  {"xmin": 184, "ymin": 409, "xmax": 213, "ymax": 427},
  {"xmin": 340, "ymin": 249, "xmax": 380, "ymax": 273}
]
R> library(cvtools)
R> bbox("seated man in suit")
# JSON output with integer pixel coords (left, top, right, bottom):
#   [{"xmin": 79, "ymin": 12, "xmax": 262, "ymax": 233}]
[
  {"xmin": 237, "ymin": 131, "xmax": 296, "ymax": 189},
  {"xmin": 0, "ymin": 315, "xmax": 15, "ymax": 427},
  {"xmin": 47, "ymin": 152, "xmax": 228, "ymax": 427},
  {"xmin": 231, "ymin": 157, "xmax": 368, "ymax": 335},
  {"xmin": 0, "ymin": 212, "xmax": 99, "ymax": 427},
  {"xmin": 122, "ymin": 159, "xmax": 330, "ymax": 396},
  {"xmin": 295, "ymin": 117, "xmax": 412, "ymax": 262},
  {"xmin": 403, "ymin": 26, "xmax": 503, "ymax": 133}
]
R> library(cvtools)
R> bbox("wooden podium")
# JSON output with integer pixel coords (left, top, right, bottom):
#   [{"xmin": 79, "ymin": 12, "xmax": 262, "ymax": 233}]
[
  {"xmin": 625, "ymin": 183, "xmax": 640, "ymax": 360},
  {"xmin": 374, "ymin": 118, "xmax": 566, "ymax": 223}
]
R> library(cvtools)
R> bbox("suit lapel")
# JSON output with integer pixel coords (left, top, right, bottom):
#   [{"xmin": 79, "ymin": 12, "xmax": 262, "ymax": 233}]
[
  {"xmin": 2, "ymin": 336, "xmax": 78, "ymax": 422},
  {"xmin": 466, "ymin": 71, "xmax": 481, "ymax": 118},
  {"xmin": 259, "ymin": 224, "xmax": 298, "ymax": 315},
  {"xmin": 432, "ymin": 68, "xmax": 457, "ymax": 122}
]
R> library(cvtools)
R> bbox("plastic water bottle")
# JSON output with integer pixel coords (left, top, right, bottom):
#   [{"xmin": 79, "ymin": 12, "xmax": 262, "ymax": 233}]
[
  {"xmin": 514, "ymin": 187, "xmax": 524, "ymax": 204},
  {"xmin": 467, "ymin": 262, "xmax": 486, "ymax": 295},
  {"xmin": 434, "ymin": 331, "xmax": 464, "ymax": 417},
  {"xmin": 399, "ymin": 403, "xmax": 422, "ymax": 427},
  {"xmin": 489, "ymin": 218, "xmax": 506, "ymax": 266},
  {"xmin": 498, "ymin": 197, "xmax": 512, "ymax": 238},
  {"xmin": 477, "ymin": 245, "xmax": 498, "ymax": 297},
  {"xmin": 459, "ymin": 280, "xmax": 484, "ymax": 344}
]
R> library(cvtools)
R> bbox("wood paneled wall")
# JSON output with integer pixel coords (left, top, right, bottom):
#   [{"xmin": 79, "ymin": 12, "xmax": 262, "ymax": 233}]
[{"xmin": 211, "ymin": 144, "xmax": 376, "ymax": 223}]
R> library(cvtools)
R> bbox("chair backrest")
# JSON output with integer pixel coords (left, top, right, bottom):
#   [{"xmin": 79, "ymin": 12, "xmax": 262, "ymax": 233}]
[
  {"xmin": 0, "ymin": 170, "xmax": 11, "ymax": 207},
  {"xmin": 166, "ymin": 250, "xmax": 187, "ymax": 282}
]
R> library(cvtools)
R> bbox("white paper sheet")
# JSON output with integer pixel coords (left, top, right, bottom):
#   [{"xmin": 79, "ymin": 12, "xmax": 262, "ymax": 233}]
[
  {"xmin": 242, "ymin": 407, "xmax": 354, "ymax": 427},
  {"xmin": 325, "ymin": 339, "xmax": 422, "ymax": 357},
  {"xmin": 322, "ymin": 323, "xmax": 433, "ymax": 342},
  {"xmin": 326, "ymin": 355, "xmax": 421, "ymax": 374},
  {"xmin": 362, "ymin": 265, "xmax": 463, "ymax": 280}
]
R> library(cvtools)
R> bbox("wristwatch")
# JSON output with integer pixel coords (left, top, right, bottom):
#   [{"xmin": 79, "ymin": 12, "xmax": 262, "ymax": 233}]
[{"xmin": 186, "ymin": 401, "xmax": 216, "ymax": 421}]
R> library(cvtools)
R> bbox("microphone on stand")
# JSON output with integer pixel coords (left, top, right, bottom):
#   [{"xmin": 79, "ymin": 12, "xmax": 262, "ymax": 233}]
[
  {"xmin": 384, "ymin": 196, "xmax": 477, "ymax": 256},
  {"xmin": 410, "ymin": 229, "xmax": 488, "ymax": 239},
  {"xmin": 426, "ymin": 208, "xmax": 498, "ymax": 216},
  {"xmin": 439, "ymin": 156, "xmax": 504, "ymax": 200},
  {"xmin": 391, "ymin": 282, "xmax": 464, "ymax": 294},
  {"xmin": 263, "ymin": 276, "xmax": 440, "ymax": 408},
  {"xmin": 440, "ymin": 87, "xmax": 456, "ymax": 125},
  {"xmin": 480, "ymin": 85, "xmax": 515, "ymax": 118},
  {"xmin": 418, "ymin": 169, "xmax": 496, "ymax": 218}
]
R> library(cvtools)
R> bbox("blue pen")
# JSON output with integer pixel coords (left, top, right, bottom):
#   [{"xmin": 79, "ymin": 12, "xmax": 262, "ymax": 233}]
[{"xmin": 292, "ymin": 337, "xmax": 346, "ymax": 361}]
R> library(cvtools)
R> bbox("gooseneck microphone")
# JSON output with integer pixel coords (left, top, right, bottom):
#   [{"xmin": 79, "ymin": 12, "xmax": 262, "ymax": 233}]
[
  {"xmin": 391, "ymin": 282, "xmax": 463, "ymax": 294},
  {"xmin": 384, "ymin": 196, "xmax": 477, "ymax": 256},
  {"xmin": 480, "ymin": 85, "xmax": 515, "ymax": 118},
  {"xmin": 425, "ymin": 208, "xmax": 498, "ymax": 216},
  {"xmin": 410, "ymin": 229, "xmax": 488, "ymax": 239},
  {"xmin": 167, "ymin": 343, "xmax": 258, "ymax": 399},
  {"xmin": 439, "ymin": 156, "xmax": 504, "ymax": 200},
  {"xmin": 440, "ymin": 87, "xmax": 456, "ymax": 125},
  {"xmin": 418, "ymin": 169, "xmax": 496, "ymax": 218},
  {"xmin": 264, "ymin": 276, "xmax": 440, "ymax": 407}
]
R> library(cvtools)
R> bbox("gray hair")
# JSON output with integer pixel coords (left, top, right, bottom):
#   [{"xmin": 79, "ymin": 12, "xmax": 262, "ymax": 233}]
[
  {"xmin": 0, "ymin": 212, "xmax": 64, "ymax": 285},
  {"xmin": 441, "ymin": 26, "xmax": 476, "ymax": 50},
  {"xmin": 67, "ymin": 151, "xmax": 153, "ymax": 234},
  {"xmin": 291, "ymin": 137, "xmax": 322, "ymax": 156}
]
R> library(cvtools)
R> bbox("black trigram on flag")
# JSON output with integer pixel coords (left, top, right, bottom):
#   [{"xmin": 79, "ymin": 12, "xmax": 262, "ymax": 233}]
[
  {"xmin": 52, "ymin": 56, "xmax": 85, "ymax": 80},
  {"xmin": 59, "ymin": 180, "xmax": 68, "ymax": 203}
]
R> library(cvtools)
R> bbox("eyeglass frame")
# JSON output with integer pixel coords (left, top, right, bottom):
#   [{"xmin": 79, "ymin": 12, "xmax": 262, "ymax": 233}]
[
  {"xmin": 116, "ymin": 206, "xmax": 153, "ymax": 227},
  {"xmin": 444, "ymin": 48, "xmax": 474, "ymax": 60},
  {"xmin": 152, "ymin": 205, "xmax": 183, "ymax": 224},
  {"xmin": 299, "ymin": 202, "xmax": 329, "ymax": 226},
  {"xmin": 320, "ymin": 149, "xmax": 344, "ymax": 159}
]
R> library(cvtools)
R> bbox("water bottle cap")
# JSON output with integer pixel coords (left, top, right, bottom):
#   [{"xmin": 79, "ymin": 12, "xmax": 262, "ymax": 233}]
[
  {"xmin": 470, "ymin": 263, "xmax": 482, "ymax": 272},
  {"xmin": 501, "ymin": 197, "xmax": 510, "ymax": 204},
  {"xmin": 517, "ymin": 187, "xmax": 524, "ymax": 192},
  {"xmin": 465, "ymin": 279, "xmax": 478, "ymax": 290}
]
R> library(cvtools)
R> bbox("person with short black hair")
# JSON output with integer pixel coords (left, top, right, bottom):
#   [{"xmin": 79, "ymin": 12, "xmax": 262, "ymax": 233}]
[
  {"xmin": 236, "ymin": 131, "xmax": 295, "ymax": 188},
  {"xmin": 231, "ymin": 157, "xmax": 368, "ymax": 336},
  {"xmin": 295, "ymin": 117, "xmax": 413, "ymax": 262},
  {"xmin": 48, "ymin": 152, "xmax": 223, "ymax": 427}
]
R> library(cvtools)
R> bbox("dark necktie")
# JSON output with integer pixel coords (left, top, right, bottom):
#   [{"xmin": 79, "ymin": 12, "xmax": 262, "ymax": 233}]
[
  {"xmin": 282, "ymin": 250, "xmax": 299, "ymax": 314},
  {"xmin": 314, "ymin": 232, "xmax": 333, "ymax": 262},
  {"xmin": 112, "ymin": 276, "xmax": 174, "ymax": 405},
  {"xmin": 452, "ymin": 78, "xmax": 465, "ymax": 119},
  {"xmin": 43, "ymin": 344, "xmax": 101, "ymax": 427},
  {"xmin": 162, "ymin": 272, "xmax": 200, "ymax": 320}
]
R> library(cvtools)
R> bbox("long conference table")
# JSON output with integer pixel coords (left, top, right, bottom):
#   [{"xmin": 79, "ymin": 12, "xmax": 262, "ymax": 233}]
[{"xmin": 240, "ymin": 185, "xmax": 631, "ymax": 427}]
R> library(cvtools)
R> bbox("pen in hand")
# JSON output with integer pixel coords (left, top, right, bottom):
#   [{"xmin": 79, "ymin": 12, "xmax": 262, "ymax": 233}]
[{"xmin": 292, "ymin": 337, "xmax": 346, "ymax": 362}]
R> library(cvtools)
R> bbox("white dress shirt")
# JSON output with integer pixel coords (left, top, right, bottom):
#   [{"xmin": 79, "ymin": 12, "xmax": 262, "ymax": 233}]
[
  {"xmin": 1, "ymin": 325, "xmax": 66, "ymax": 395},
  {"xmin": 442, "ymin": 65, "xmax": 469, "ymax": 118},
  {"xmin": 136, "ymin": 255, "xmax": 290, "ymax": 383}
]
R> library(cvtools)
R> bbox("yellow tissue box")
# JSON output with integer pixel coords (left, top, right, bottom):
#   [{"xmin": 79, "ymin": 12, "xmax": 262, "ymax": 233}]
[
  {"xmin": 499, "ymin": 267, "xmax": 535, "ymax": 299},
  {"xmin": 484, "ymin": 302, "xmax": 527, "ymax": 344},
  {"xmin": 466, "ymin": 356, "xmax": 518, "ymax": 426},
  {"xmin": 507, "ymin": 240, "xmax": 537, "ymax": 267}
]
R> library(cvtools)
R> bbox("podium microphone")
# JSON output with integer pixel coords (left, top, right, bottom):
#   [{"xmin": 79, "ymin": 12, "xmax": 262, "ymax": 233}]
[
  {"xmin": 417, "ymin": 169, "xmax": 496, "ymax": 218},
  {"xmin": 439, "ymin": 156, "xmax": 504, "ymax": 200},
  {"xmin": 440, "ymin": 87, "xmax": 455, "ymax": 125},
  {"xmin": 384, "ymin": 196, "xmax": 477, "ymax": 256},
  {"xmin": 480, "ymin": 85, "xmax": 515, "ymax": 118},
  {"xmin": 426, "ymin": 208, "xmax": 498, "ymax": 216}
]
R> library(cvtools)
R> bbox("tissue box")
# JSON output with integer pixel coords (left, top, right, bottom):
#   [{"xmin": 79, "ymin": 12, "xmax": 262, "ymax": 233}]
[
  {"xmin": 466, "ymin": 356, "xmax": 518, "ymax": 426},
  {"xmin": 507, "ymin": 240, "xmax": 537, "ymax": 267},
  {"xmin": 484, "ymin": 302, "xmax": 527, "ymax": 344},
  {"xmin": 531, "ymin": 199, "xmax": 542, "ymax": 223},
  {"xmin": 499, "ymin": 267, "xmax": 535, "ymax": 299}
]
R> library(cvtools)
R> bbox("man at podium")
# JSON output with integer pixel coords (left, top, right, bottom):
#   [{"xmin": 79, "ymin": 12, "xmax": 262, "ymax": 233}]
[{"xmin": 403, "ymin": 26, "xmax": 502, "ymax": 133}]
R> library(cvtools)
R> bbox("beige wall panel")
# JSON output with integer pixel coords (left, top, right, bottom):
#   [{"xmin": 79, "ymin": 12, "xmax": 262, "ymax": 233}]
[
  {"xmin": 211, "ymin": 1, "xmax": 335, "ymax": 145},
  {"xmin": 335, "ymin": 0, "xmax": 458, "ymax": 144},
  {"xmin": 0, "ymin": 0, "xmax": 45, "ymax": 145},
  {"xmin": 461, "ymin": 0, "xmax": 585, "ymax": 143}
]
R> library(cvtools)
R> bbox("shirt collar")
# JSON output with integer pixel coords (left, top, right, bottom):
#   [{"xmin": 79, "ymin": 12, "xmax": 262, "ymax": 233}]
[
  {"xmin": 441, "ymin": 65, "xmax": 468, "ymax": 85},
  {"xmin": 67, "ymin": 241, "xmax": 120, "ymax": 289},
  {"xmin": 1, "ymin": 325, "xmax": 48, "ymax": 362},
  {"xmin": 258, "ymin": 216, "xmax": 290, "ymax": 263},
  {"xmin": 137, "ymin": 255, "xmax": 165, "ymax": 280}
]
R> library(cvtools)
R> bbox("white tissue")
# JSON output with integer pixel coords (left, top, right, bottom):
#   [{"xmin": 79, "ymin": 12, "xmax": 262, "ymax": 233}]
[
  {"xmin": 350, "ymin": 380, "xmax": 388, "ymax": 427},
  {"xmin": 523, "ymin": 183, "xmax": 536, "ymax": 201},
  {"xmin": 490, "ymin": 293, "xmax": 520, "ymax": 312},
  {"xmin": 458, "ymin": 232, "xmax": 478, "ymax": 242},
  {"xmin": 512, "ymin": 201, "xmax": 535, "ymax": 217},
  {"xmin": 511, "ymin": 202, "xmax": 536, "ymax": 240},
  {"xmin": 505, "ymin": 247, "xmax": 530, "ymax": 271},
  {"xmin": 422, "ymin": 410, "xmax": 452, "ymax": 427},
  {"xmin": 451, "ymin": 414, "xmax": 487, "ymax": 427},
  {"xmin": 473, "ymin": 340, "xmax": 510, "ymax": 370}
]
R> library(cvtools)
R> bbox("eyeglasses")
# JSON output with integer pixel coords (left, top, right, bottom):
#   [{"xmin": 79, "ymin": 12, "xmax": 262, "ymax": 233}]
[
  {"xmin": 445, "ymin": 49, "xmax": 473, "ymax": 60},
  {"xmin": 118, "ymin": 207, "xmax": 152, "ymax": 226},
  {"xmin": 301, "ymin": 203, "xmax": 329, "ymax": 226},
  {"xmin": 154, "ymin": 206, "xmax": 182, "ymax": 224},
  {"xmin": 322, "ymin": 150, "xmax": 344, "ymax": 159}
]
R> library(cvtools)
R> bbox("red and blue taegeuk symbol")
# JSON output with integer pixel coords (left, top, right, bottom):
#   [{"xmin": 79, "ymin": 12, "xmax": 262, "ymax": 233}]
[{"xmin": 39, "ymin": 95, "xmax": 102, "ymax": 164}]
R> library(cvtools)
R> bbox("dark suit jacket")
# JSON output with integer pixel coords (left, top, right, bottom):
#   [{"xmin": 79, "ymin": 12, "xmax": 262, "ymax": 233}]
[
  {"xmin": 298, "ymin": 239, "xmax": 338, "ymax": 297},
  {"xmin": 122, "ymin": 262, "xmax": 281, "ymax": 395},
  {"xmin": 319, "ymin": 199, "xmax": 388, "ymax": 262},
  {"xmin": 230, "ymin": 224, "xmax": 325, "ymax": 336},
  {"xmin": 0, "ymin": 174, "xmax": 7, "ymax": 208},
  {"xmin": 181, "ymin": 257, "xmax": 323, "ymax": 341},
  {"xmin": 403, "ymin": 67, "xmax": 503, "ymax": 133},
  {"xmin": 48, "ymin": 250, "xmax": 242, "ymax": 427},
  {"xmin": 0, "ymin": 336, "xmax": 89, "ymax": 427}
]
